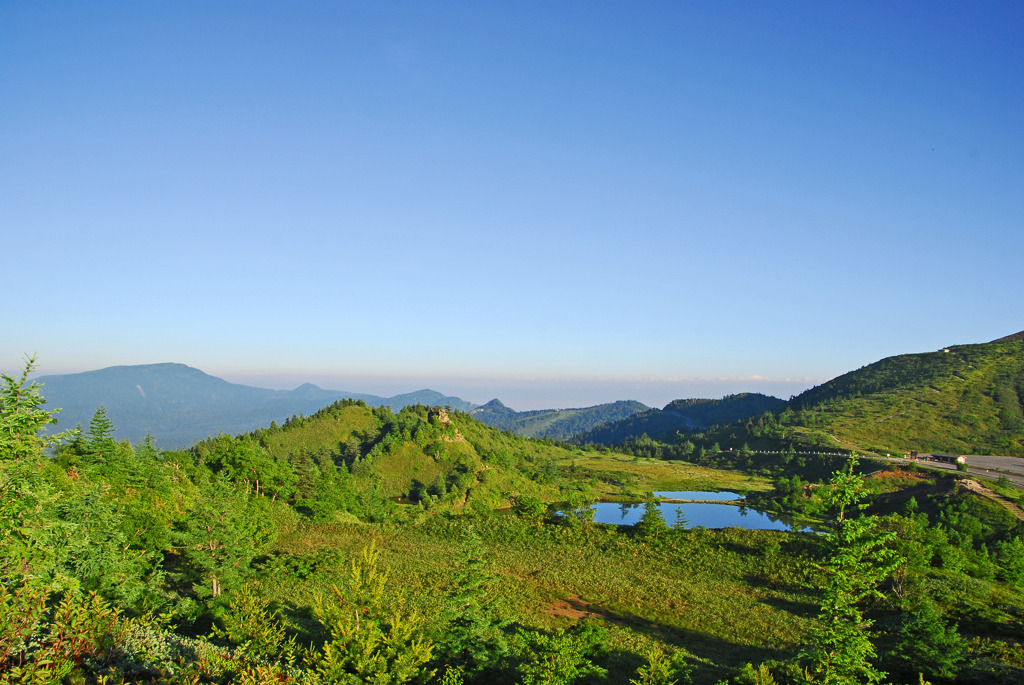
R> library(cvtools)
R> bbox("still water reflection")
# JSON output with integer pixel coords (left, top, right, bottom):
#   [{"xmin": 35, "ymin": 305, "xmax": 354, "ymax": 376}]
[{"xmin": 591, "ymin": 500, "xmax": 808, "ymax": 532}]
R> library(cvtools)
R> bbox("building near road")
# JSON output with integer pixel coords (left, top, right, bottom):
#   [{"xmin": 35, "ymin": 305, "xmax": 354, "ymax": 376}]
[{"xmin": 923, "ymin": 453, "xmax": 968, "ymax": 466}]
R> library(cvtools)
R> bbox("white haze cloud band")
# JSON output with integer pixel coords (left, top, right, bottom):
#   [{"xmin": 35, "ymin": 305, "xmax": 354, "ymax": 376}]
[{"xmin": 220, "ymin": 371, "xmax": 826, "ymax": 411}]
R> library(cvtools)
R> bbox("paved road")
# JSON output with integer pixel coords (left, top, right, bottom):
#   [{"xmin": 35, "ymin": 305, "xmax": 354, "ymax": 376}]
[
  {"xmin": 872, "ymin": 455, "xmax": 1024, "ymax": 490},
  {"xmin": 956, "ymin": 454, "xmax": 1024, "ymax": 477}
]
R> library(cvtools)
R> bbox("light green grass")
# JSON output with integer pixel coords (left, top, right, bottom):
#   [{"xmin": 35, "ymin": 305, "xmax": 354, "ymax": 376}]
[
  {"xmin": 560, "ymin": 452, "xmax": 773, "ymax": 500},
  {"xmin": 265, "ymin": 515, "xmax": 815, "ymax": 684}
]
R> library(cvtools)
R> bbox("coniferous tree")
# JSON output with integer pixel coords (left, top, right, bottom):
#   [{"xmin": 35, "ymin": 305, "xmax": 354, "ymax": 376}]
[
  {"xmin": 999, "ymin": 535, "xmax": 1024, "ymax": 587},
  {"xmin": 805, "ymin": 458, "xmax": 897, "ymax": 685},
  {"xmin": 310, "ymin": 543, "xmax": 434, "ymax": 684},
  {"xmin": 513, "ymin": 622, "xmax": 608, "ymax": 685},
  {"xmin": 636, "ymin": 496, "xmax": 669, "ymax": 538},
  {"xmin": 177, "ymin": 474, "xmax": 275, "ymax": 598},
  {"xmin": 85, "ymin": 404, "xmax": 116, "ymax": 454},
  {"xmin": 887, "ymin": 595, "xmax": 966, "ymax": 681},
  {"xmin": 1, "ymin": 358, "xmax": 75, "ymax": 579},
  {"xmin": 435, "ymin": 524, "xmax": 509, "ymax": 678},
  {"xmin": 0, "ymin": 357, "xmax": 73, "ymax": 461}
]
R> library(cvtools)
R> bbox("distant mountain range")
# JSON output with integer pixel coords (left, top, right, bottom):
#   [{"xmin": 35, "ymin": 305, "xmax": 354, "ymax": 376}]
[
  {"xmin": 574, "ymin": 393, "xmax": 786, "ymax": 444},
  {"xmin": 35, "ymin": 363, "xmax": 779, "ymax": 451},
  {"xmin": 36, "ymin": 363, "xmax": 476, "ymax": 449},
  {"xmin": 469, "ymin": 398, "xmax": 650, "ymax": 440},
  {"xmin": 39, "ymin": 331, "xmax": 1017, "ymax": 458}
]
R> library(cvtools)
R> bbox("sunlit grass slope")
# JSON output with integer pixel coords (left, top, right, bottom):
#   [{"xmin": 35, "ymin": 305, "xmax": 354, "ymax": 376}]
[
  {"xmin": 267, "ymin": 517, "xmax": 816, "ymax": 684},
  {"xmin": 783, "ymin": 337, "xmax": 1024, "ymax": 456}
]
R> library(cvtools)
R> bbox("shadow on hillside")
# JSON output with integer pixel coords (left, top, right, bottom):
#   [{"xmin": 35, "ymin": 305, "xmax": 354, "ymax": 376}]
[
  {"xmin": 595, "ymin": 648, "xmax": 646, "ymax": 684},
  {"xmin": 562, "ymin": 600, "xmax": 801, "ymax": 684},
  {"xmin": 657, "ymin": 627, "xmax": 798, "ymax": 685},
  {"xmin": 758, "ymin": 595, "xmax": 819, "ymax": 619},
  {"xmin": 718, "ymin": 540, "xmax": 763, "ymax": 557},
  {"xmin": 281, "ymin": 603, "xmax": 326, "ymax": 646},
  {"xmin": 740, "ymin": 572, "xmax": 818, "ymax": 598}
]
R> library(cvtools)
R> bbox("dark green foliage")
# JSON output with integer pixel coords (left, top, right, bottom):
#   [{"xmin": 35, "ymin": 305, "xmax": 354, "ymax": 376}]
[
  {"xmin": 201, "ymin": 435, "xmax": 297, "ymax": 499},
  {"xmin": 2, "ymin": 368, "xmax": 169, "ymax": 609},
  {"xmin": 512, "ymin": 494, "xmax": 547, "ymax": 523},
  {"xmin": 175, "ymin": 474, "xmax": 276, "ymax": 598},
  {"xmin": 512, "ymin": 622, "xmax": 608, "ymax": 685},
  {"xmin": 434, "ymin": 524, "xmax": 510, "ymax": 678},
  {"xmin": 886, "ymin": 595, "xmax": 967, "ymax": 681},
  {"xmin": 1, "ymin": 356, "xmax": 77, "ymax": 463},
  {"xmin": 556, "ymin": 491, "xmax": 597, "ymax": 528},
  {"xmin": 635, "ymin": 496, "xmax": 670, "ymax": 539},
  {"xmin": 577, "ymin": 393, "xmax": 784, "ymax": 445},
  {"xmin": 45, "ymin": 479, "xmax": 166, "ymax": 607},
  {"xmin": 997, "ymin": 535, "xmax": 1024, "ymax": 587},
  {"xmin": 758, "ymin": 474, "xmax": 826, "ymax": 518},
  {"xmin": 86, "ymin": 403, "xmax": 116, "ymax": 453}
]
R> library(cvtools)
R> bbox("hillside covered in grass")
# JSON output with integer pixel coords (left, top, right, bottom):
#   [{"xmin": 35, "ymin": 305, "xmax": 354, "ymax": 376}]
[{"xmin": 775, "ymin": 335, "xmax": 1024, "ymax": 456}]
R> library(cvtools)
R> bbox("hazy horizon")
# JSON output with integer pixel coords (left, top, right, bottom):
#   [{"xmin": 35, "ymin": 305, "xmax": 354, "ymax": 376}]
[
  {"xmin": 24, "ymin": 359, "xmax": 821, "ymax": 412},
  {"xmin": 213, "ymin": 370, "xmax": 824, "ymax": 412}
]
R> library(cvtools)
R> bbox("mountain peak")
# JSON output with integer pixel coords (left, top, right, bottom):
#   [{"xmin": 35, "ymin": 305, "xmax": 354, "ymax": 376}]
[{"xmin": 477, "ymin": 399, "xmax": 507, "ymax": 409}]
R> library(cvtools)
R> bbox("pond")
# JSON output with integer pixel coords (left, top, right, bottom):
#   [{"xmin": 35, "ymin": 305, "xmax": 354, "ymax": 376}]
[{"xmin": 589, "ymin": 500, "xmax": 810, "ymax": 532}]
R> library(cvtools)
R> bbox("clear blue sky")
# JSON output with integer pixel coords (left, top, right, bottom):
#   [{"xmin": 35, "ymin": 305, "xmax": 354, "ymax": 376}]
[{"xmin": 3, "ymin": 1, "xmax": 1022, "ymax": 409}]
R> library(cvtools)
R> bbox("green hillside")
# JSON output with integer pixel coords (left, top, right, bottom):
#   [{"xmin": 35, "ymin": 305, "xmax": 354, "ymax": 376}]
[
  {"xmin": 778, "ymin": 335, "xmax": 1024, "ymax": 456},
  {"xmin": 192, "ymin": 401, "xmax": 552, "ymax": 517},
  {"xmin": 676, "ymin": 334, "xmax": 1024, "ymax": 460},
  {"xmin": 469, "ymin": 398, "xmax": 649, "ymax": 440},
  {"xmin": 577, "ymin": 393, "xmax": 785, "ymax": 445},
  {"xmin": 190, "ymin": 398, "xmax": 761, "ymax": 523}
]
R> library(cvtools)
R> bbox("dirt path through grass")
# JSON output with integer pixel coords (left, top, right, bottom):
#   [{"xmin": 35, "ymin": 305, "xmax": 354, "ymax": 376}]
[{"xmin": 960, "ymin": 479, "xmax": 1024, "ymax": 521}]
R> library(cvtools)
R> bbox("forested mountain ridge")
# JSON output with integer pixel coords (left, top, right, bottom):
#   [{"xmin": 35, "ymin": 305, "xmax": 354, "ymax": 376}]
[
  {"xmin": 469, "ymin": 398, "xmax": 649, "ymax": 440},
  {"xmin": 34, "ymin": 363, "xmax": 476, "ymax": 448},
  {"xmin": 576, "ymin": 393, "xmax": 785, "ymax": 445}
]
